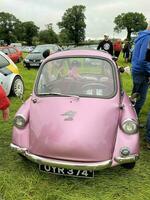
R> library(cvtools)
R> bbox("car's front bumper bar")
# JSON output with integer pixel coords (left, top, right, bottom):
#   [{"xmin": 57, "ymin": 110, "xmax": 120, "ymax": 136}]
[
  {"xmin": 10, "ymin": 143, "xmax": 139, "ymax": 170},
  {"xmin": 114, "ymin": 155, "xmax": 139, "ymax": 164}
]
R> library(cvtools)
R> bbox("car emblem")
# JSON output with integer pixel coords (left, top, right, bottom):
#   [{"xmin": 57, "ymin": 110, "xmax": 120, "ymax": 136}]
[{"xmin": 61, "ymin": 111, "xmax": 76, "ymax": 121}]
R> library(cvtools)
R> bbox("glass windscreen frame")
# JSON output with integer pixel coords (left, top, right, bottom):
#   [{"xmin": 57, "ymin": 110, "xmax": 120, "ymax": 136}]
[{"xmin": 35, "ymin": 56, "xmax": 117, "ymax": 99}]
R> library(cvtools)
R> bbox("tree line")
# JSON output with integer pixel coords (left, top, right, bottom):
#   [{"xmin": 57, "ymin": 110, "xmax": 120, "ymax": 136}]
[{"xmin": 0, "ymin": 5, "xmax": 148, "ymax": 46}]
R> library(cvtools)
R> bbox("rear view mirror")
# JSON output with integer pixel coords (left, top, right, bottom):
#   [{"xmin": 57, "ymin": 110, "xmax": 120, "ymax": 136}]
[
  {"xmin": 118, "ymin": 67, "xmax": 125, "ymax": 73},
  {"xmin": 129, "ymin": 93, "xmax": 140, "ymax": 105},
  {"xmin": 112, "ymin": 56, "xmax": 118, "ymax": 62},
  {"xmin": 43, "ymin": 49, "xmax": 50, "ymax": 59}
]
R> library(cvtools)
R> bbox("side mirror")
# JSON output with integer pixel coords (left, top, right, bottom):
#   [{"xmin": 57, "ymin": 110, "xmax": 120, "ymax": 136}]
[
  {"xmin": 118, "ymin": 67, "xmax": 125, "ymax": 73},
  {"xmin": 43, "ymin": 49, "xmax": 50, "ymax": 59},
  {"xmin": 129, "ymin": 93, "xmax": 140, "ymax": 105},
  {"xmin": 112, "ymin": 56, "xmax": 118, "ymax": 62}
]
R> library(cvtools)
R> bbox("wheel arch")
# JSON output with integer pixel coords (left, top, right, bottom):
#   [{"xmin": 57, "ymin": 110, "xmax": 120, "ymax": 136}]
[{"xmin": 10, "ymin": 74, "xmax": 24, "ymax": 96}]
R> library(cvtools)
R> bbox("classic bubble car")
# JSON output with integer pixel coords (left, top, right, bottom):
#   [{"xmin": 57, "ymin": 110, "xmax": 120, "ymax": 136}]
[
  {"xmin": 0, "ymin": 51, "xmax": 24, "ymax": 96},
  {"xmin": 11, "ymin": 49, "xmax": 139, "ymax": 178}
]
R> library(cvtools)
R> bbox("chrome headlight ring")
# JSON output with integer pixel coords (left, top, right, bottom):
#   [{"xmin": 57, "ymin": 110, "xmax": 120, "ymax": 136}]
[
  {"xmin": 14, "ymin": 114, "xmax": 27, "ymax": 129},
  {"xmin": 121, "ymin": 119, "xmax": 138, "ymax": 135}
]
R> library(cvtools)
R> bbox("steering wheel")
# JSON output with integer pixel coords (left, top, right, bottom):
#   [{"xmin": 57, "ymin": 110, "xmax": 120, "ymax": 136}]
[{"xmin": 81, "ymin": 82, "xmax": 111, "ymax": 96}]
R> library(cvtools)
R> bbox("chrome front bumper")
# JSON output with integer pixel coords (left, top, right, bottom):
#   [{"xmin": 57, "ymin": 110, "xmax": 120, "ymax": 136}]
[
  {"xmin": 10, "ymin": 143, "xmax": 139, "ymax": 170},
  {"xmin": 114, "ymin": 155, "xmax": 139, "ymax": 164}
]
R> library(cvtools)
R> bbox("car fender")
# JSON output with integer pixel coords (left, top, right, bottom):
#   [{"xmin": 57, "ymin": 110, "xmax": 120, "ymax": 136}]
[
  {"xmin": 5, "ymin": 73, "xmax": 17, "ymax": 95},
  {"xmin": 12, "ymin": 97, "xmax": 31, "ymax": 148},
  {"xmin": 112, "ymin": 93, "xmax": 139, "ymax": 166},
  {"xmin": 8, "ymin": 73, "xmax": 24, "ymax": 96}
]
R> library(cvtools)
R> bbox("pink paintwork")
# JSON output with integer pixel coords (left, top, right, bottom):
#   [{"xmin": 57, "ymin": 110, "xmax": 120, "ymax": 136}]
[{"xmin": 11, "ymin": 49, "xmax": 139, "ymax": 171}]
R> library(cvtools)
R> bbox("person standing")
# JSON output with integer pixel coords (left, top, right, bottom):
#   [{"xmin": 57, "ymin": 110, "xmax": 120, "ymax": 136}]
[
  {"xmin": 0, "ymin": 85, "xmax": 10, "ymax": 121},
  {"xmin": 145, "ymin": 38, "xmax": 150, "ymax": 148},
  {"xmin": 97, "ymin": 34, "xmax": 113, "ymax": 55},
  {"xmin": 123, "ymin": 40, "xmax": 131, "ymax": 62},
  {"xmin": 113, "ymin": 39, "xmax": 122, "ymax": 58},
  {"xmin": 131, "ymin": 22, "xmax": 150, "ymax": 116}
]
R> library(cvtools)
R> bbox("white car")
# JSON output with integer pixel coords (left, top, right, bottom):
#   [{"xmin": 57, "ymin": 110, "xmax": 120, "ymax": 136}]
[{"xmin": 0, "ymin": 51, "xmax": 24, "ymax": 96}]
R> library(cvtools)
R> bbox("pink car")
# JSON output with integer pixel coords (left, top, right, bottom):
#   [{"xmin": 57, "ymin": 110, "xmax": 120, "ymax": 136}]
[{"xmin": 11, "ymin": 49, "xmax": 139, "ymax": 178}]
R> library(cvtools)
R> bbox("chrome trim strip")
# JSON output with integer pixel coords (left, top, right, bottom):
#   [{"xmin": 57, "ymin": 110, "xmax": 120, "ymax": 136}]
[
  {"xmin": 10, "ymin": 143, "xmax": 112, "ymax": 170},
  {"xmin": 114, "ymin": 154, "xmax": 139, "ymax": 164},
  {"xmin": 10, "ymin": 143, "xmax": 27, "ymax": 154}
]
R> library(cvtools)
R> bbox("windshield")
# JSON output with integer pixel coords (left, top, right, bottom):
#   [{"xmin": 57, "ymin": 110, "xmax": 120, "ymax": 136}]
[
  {"xmin": 33, "ymin": 45, "xmax": 57, "ymax": 53},
  {"xmin": 36, "ymin": 57, "xmax": 116, "ymax": 98}
]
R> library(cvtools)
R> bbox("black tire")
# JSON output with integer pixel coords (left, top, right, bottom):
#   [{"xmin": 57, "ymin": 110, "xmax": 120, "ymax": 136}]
[
  {"xmin": 122, "ymin": 162, "xmax": 135, "ymax": 169},
  {"xmin": 18, "ymin": 153, "xmax": 27, "ymax": 160},
  {"xmin": 11, "ymin": 76, "xmax": 24, "ymax": 96}
]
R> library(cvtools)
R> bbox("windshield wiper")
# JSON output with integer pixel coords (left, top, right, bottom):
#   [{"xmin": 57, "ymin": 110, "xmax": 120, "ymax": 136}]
[
  {"xmin": 32, "ymin": 51, "xmax": 41, "ymax": 53},
  {"xmin": 42, "ymin": 92, "xmax": 80, "ymax": 99}
]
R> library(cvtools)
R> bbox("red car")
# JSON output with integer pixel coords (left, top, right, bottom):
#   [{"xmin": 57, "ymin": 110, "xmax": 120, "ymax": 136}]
[{"xmin": 0, "ymin": 46, "xmax": 22, "ymax": 63}]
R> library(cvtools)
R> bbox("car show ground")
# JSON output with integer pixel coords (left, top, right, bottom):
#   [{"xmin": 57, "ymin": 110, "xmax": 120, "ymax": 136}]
[{"xmin": 0, "ymin": 54, "xmax": 150, "ymax": 200}]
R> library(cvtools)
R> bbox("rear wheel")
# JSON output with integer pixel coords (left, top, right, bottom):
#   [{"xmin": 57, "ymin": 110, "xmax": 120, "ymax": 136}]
[
  {"xmin": 122, "ymin": 162, "xmax": 135, "ymax": 169},
  {"xmin": 11, "ymin": 76, "xmax": 24, "ymax": 96}
]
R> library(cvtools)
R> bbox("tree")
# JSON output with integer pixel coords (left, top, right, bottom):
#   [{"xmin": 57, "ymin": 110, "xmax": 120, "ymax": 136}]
[
  {"xmin": 0, "ymin": 12, "xmax": 21, "ymax": 44},
  {"xmin": 114, "ymin": 12, "xmax": 147, "ymax": 40},
  {"xmin": 58, "ymin": 29, "xmax": 70, "ymax": 44},
  {"xmin": 58, "ymin": 5, "xmax": 86, "ymax": 45},
  {"xmin": 39, "ymin": 23, "xmax": 58, "ymax": 44},
  {"xmin": 22, "ymin": 21, "xmax": 39, "ymax": 45}
]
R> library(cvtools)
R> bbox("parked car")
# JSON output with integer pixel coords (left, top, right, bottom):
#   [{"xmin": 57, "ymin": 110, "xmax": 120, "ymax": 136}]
[
  {"xmin": 0, "ymin": 46, "xmax": 23, "ymax": 63},
  {"xmin": 10, "ymin": 43, "xmax": 22, "ymax": 51},
  {"xmin": 22, "ymin": 46, "xmax": 35, "ymax": 53},
  {"xmin": 11, "ymin": 49, "xmax": 139, "ymax": 178},
  {"xmin": 23, "ymin": 44, "xmax": 62, "ymax": 68},
  {"xmin": 0, "ymin": 51, "xmax": 24, "ymax": 96}
]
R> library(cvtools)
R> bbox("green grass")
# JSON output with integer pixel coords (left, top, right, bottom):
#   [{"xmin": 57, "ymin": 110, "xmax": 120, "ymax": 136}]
[{"xmin": 0, "ymin": 54, "xmax": 150, "ymax": 200}]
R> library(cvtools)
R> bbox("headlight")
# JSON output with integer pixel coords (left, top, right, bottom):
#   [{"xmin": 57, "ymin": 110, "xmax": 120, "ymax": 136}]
[
  {"xmin": 14, "ymin": 115, "xmax": 26, "ymax": 129},
  {"xmin": 24, "ymin": 58, "xmax": 29, "ymax": 62},
  {"xmin": 121, "ymin": 119, "xmax": 138, "ymax": 134},
  {"xmin": 40, "ymin": 59, "xmax": 44, "ymax": 63}
]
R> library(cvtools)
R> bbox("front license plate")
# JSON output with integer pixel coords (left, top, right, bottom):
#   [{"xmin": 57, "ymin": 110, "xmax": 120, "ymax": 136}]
[
  {"xmin": 30, "ymin": 63, "xmax": 39, "ymax": 66},
  {"xmin": 39, "ymin": 165, "xmax": 94, "ymax": 178}
]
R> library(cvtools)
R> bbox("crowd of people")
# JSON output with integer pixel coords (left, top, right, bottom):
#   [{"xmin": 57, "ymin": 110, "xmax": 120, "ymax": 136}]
[{"xmin": 97, "ymin": 33, "xmax": 132, "ymax": 62}]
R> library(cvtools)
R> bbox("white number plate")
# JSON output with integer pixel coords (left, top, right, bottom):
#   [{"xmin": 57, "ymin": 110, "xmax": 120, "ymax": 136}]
[
  {"xmin": 30, "ymin": 63, "xmax": 39, "ymax": 66},
  {"xmin": 39, "ymin": 165, "xmax": 94, "ymax": 178}
]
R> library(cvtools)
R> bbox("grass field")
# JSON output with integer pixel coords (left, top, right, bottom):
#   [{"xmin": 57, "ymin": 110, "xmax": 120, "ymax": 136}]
[{"xmin": 0, "ymin": 54, "xmax": 150, "ymax": 200}]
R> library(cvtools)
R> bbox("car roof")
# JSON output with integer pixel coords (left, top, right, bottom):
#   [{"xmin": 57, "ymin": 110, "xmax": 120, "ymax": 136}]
[
  {"xmin": 44, "ymin": 49, "xmax": 113, "ymax": 62},
  {"xmin": 0, "ymin": 46, "xmax": 16, "ymax": 49},
  {"xmin": 36, "ymin": 44, "xmax": 58, "ymax": 47}
]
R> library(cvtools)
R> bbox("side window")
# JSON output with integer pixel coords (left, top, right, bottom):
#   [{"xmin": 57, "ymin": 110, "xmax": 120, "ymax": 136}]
[
  {"xmin": 2, "ymin": 48, "xmax": 10, "ymax": 55},
  {"xmin": 0, "ymin": 54, "xmax": 9, "ymax": 68},
  {"xmin": 53, "ymin": 46, "xmax": 57, "ymax": 52},
  {"xmin": 9, "ymin": 48, "xmax": 17, "ymax": 54}
]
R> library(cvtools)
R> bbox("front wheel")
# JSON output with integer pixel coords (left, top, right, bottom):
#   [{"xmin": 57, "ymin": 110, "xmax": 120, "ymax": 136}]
[
  {"xmin": 122, "ymin": 162, "xmax": 135, "ymax": 169},
  {"xmin": 11, "ymin": 76, "xmax": 24, "ymax": 96}
]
